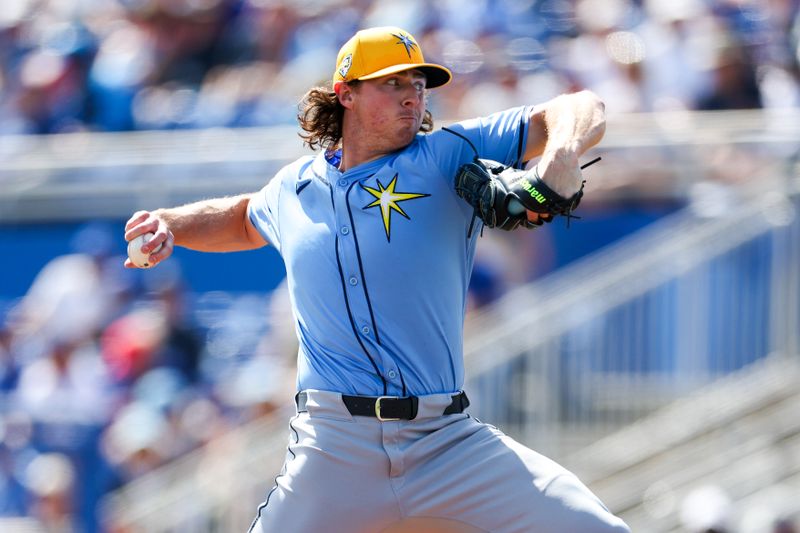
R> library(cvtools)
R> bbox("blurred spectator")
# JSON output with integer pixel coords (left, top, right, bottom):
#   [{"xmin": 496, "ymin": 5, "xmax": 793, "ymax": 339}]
[
  {"xmin": 14, "ymin": 338, "xmax": 114, "ymax": 428},
  {"xmin": 100, "ymin": 263, "xmax": 204, "ymax": 386},
  {"xmin": 11, "ymin": 335, "xmax": 116, "ymax": 533},
  {"xmin": 100, "ymin": 400, "xmax": 171, "ymax": 481},
  {"xmin": 101, "ymin": 306, "xmax": 168, "ymax": 385},
  {"xmin": 696, "ymin": 34, "xmax": 763, "ymax": 110},
  {"xmin": 6, "ymin": 222, "xmax": 130, "ymax": 351},
  {"xmin": 23, "ymin": 452, "xmax": 76, "ymax": 532},
  {"xmin": 638, "ymin": 0, "xmax": 713, "ymax": 111},
  {"xmin": 142, "ymin": 264, "xmax": 203, "ymax": 384},
  {"xmin": 214, "ymin": 279, "xmax": 296, "ymax": 420}
]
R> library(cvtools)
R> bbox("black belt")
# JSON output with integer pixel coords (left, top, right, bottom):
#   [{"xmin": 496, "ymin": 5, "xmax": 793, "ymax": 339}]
[{"xmin": 295, "ymin": 391, "xmax": 469, "ymax": 421}]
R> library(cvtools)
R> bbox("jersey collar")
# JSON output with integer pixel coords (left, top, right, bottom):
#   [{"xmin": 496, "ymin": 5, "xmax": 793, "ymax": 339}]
[{"xmin": 314, "ymin": 140, "xmax": 419, "ymax": 183}]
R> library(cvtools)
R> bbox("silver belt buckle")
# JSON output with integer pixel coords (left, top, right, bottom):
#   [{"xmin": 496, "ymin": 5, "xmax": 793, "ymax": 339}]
[{"xmin": 375, "ymin": 396, "xmax": 401, "ymax": 421}]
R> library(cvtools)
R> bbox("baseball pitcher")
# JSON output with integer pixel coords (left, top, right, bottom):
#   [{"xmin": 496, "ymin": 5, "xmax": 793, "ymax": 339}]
[{"xmin": 125, "ymin": 26, "xmax": 629, "ymax": 533}]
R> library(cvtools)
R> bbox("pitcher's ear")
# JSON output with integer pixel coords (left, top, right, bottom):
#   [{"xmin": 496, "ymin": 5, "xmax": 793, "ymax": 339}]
[{"xmin": 335, "ymin": 81, "xmax": 355, "ymax": 108}]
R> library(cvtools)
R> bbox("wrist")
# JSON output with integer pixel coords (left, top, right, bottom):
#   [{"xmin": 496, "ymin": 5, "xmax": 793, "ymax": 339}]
[
  {"xmin": 535, "ymin": 148, "xmax": 582, "ymax": 198},
  {"xmin": 540, "ymin": 146, "xmax": 580, "ymax": 169}
]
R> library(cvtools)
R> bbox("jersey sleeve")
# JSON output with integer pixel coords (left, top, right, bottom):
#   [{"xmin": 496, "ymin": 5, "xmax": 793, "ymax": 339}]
[
  {"xmin": 248, "ymin": 170, "xmax": 284, "ymax": 252},
  {"xmin": 426, "ymin": 105, "xmax": 533, "ymax": 187}
]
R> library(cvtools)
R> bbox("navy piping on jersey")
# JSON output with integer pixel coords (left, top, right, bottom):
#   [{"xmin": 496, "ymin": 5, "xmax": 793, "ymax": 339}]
[
  {"xmin": 296, "ymin": 177, "xmax": 312, "ymax": 194},
  {"xmin": 334, "ymin": 233, "xmax": 388, "ymax": 395},
  {"xmin": 325, "ymin": 174, "xmax": 387, "ymax": 394},
  {"xmin": 515, "ymin": 114, "xmax": 527, "ymax": 169},
  {"xmin": 448, "ymin": 344, "xmax": 457, "ymax": 391},
  {"xmin": 345, "ymin": 179, "xmax": 381, "ymax": 345}
]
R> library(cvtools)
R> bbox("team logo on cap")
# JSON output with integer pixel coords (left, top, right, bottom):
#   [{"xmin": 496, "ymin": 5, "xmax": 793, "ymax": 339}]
[
  {"xmin": 362, "ymin": 173, "xmax": 429, "ymax": 242},
  {"xmin": 338, "ymin": 53, "xmax": 352, "ymax": 79},
  {"xmin": 392, "ymin": 32, "xmax": 417, "ymax": 58}
]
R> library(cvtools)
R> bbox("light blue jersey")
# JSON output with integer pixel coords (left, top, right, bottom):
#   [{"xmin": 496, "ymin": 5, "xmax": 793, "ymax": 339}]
[{"xmin": 248, "ymin": 106, "xmax": 531, "ymax": 396}]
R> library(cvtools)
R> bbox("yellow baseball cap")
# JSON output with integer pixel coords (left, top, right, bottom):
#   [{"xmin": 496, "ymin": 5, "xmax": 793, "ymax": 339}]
[{"xmin": 333, "ymin": 27, "xmax": 452, "ymax": 89}]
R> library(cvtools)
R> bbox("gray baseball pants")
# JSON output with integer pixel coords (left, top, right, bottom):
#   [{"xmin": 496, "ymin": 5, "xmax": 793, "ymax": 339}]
[{"xmin": 249, "ymin": 390, "xmax": 630, "ymax": 533}]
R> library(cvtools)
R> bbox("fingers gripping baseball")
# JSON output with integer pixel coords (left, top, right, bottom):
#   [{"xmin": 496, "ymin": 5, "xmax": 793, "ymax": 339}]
[{"xmin": 123, "ymin": 211, "xmax": 174, "ymax": 268}]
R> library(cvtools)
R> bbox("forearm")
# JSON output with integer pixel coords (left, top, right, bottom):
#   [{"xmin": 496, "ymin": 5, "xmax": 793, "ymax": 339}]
[
  {"xmin": 542, "ymin": 91, "xmax": 606, "ymax": 156},
  {"xmin": 527, "ymin": 91, "xmax": 606, "ymax": 158},
  {"xmin": 526, "ymin": 91, "xmax": 606, "ymax": 197},
  {"xmin": 155, "ymin": 194, "xmax": 265, "ymax": 252}
]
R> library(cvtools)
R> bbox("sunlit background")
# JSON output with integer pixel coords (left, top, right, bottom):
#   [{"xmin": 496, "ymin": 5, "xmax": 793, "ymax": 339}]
[{"xmin": 1, "ymin": 1, "xmax": 799, "ymax": 532}]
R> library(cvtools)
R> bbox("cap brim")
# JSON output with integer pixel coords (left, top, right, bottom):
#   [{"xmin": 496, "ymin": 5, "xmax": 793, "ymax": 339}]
[{"xmin": 356, "ymin": 63, "xmax": 452, "ymax": 89}]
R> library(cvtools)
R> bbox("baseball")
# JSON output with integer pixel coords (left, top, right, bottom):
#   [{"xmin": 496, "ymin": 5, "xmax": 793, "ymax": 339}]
[{"xmin": 127, "ymin": 232, "xmax": 162, "ymax": 268}]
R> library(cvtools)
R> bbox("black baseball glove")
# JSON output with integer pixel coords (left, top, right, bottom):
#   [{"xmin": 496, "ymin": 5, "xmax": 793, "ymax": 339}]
[{"xmin": 455, "ymin": 157, "xmax": 594, "ymax": 235}]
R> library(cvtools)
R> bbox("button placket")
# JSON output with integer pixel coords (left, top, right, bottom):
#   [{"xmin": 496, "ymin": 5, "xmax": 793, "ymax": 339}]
[
  {"xmin": 333, "ymin": 173, "xmax": 398, "ymax": 389},
  {"xmin": 333, "ymin": 180, "xmax": 372, "ymax": 339}
]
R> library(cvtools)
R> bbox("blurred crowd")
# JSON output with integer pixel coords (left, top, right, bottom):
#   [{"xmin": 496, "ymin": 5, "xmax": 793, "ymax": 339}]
[
  {"xmin": 1, "ymin": 0, "xmax": 800, "ymax": 531},
  {"xmin": 0, "ymin": 223, "xmax": 297, "ymax": 531},
  {"xmin": 0, "ymin": 0, "xmax": 798, "ymax": 137}
]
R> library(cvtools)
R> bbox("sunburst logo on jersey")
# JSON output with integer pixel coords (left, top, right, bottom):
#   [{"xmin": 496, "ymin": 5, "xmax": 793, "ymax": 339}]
[{"xmin": 362, "ymin": 173, "xmax": 429, "ymax": 242}]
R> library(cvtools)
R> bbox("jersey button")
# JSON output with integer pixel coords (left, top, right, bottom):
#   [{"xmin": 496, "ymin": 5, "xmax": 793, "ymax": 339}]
[
  {"xmin": 387, "ymin": 370, "xmax": 397, "ymax": 379},
  {"xmin": 338, "ymin": 179, "xmax": 347, "ymax": 187},
  {"xmin": 341, "ymin": 226, "xmax": 350, "ymax": 235},
  {"xmin": 349, "ymin": 276, "xmax": 358, "ymax": 286},
  {"xmin": 361, "ymin": 325, "xmax": 370, "ymax": 335}
]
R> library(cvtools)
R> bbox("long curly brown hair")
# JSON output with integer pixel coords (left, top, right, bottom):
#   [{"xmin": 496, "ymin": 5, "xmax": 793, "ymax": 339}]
[{"xmin": 297, "ymin": 82, "xmax": 434, "ymax": 152}]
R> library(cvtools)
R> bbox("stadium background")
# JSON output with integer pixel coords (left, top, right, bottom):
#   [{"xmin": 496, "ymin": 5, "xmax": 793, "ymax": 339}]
[{"xmin": 0, "ymin": 0, "xmax": 799, "ymax": 532}]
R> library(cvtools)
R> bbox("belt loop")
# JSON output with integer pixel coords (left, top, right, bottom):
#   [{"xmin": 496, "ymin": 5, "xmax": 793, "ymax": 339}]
[
  {"xmin": 458, "ymin": 391, "xmax": 470, "ymax": 411},
  {"xmin": 443, "ymin": 391, "xmax": 469, "ymax": 415}
]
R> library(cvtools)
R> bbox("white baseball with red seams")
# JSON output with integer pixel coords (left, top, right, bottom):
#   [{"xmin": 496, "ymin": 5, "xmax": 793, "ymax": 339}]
[{"xmin": 127, "ymin": 232, "xmax": 161, "ymax": 268}]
